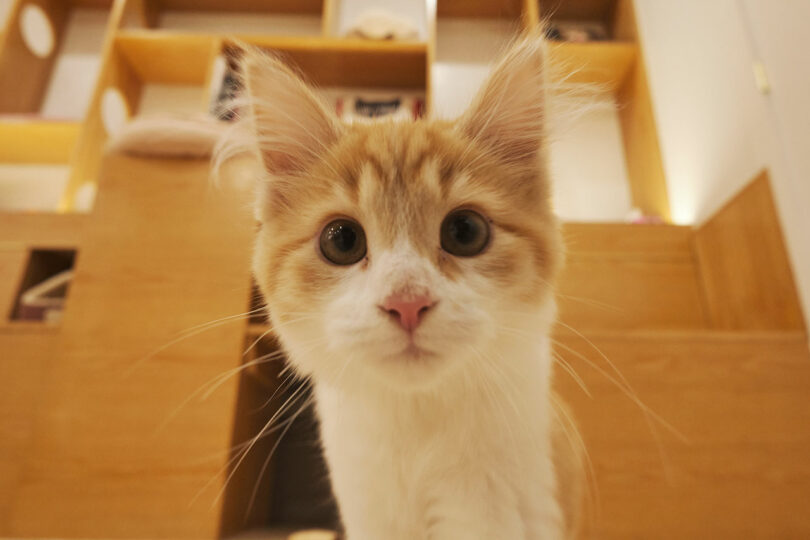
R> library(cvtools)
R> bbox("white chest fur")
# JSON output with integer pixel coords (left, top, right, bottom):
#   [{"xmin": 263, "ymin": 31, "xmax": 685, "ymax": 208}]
[{"xmin": 313, "ymin": 342, "xmax": 564, "ymax": 540}]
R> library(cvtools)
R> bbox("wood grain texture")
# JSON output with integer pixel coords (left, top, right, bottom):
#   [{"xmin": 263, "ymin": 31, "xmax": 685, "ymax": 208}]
[
  {"xmin": 115, "ymin": 32, "xmax": 217, "ymax": 85},
  {"xmin": 548, "ymin": 41, "xmax": 636, "ymax": 94},
  {"xmin": 694, "ymin": 170, "xmax": 806, "ymax": 330},
  {"xmin": 0, "ymin": 212, "xmax": 87, "ymax": 246},
  {"xmin": 5, "ymin": 154, "xmax": 256, "ymax": 538},
  {"xmin": 159, "ymin": 0, "xmax": 323, "ymax": 14},
  {"xmin": 437, "ymin": 0, "xmax": 524, "ymax": 19},
  {"xmin": 557, "ymin": 223, "xmax": 708, "ymax": 330},
  {"xmin": 539, "ymin": 0, "xmax": 618, "ymax": 24},
  {"xmin": 554, "ymin": 329, "xmax": 810, "ymax": 539},
  {"xmin": 0, "ymin": 121, "xmax": 79, "ymax": 163},
  {"xmin": 0, "ymin": 330, "xmax": 60, "ymax": 533},
  {"xmin": 238, "ymin": 35, "xmax": 427, "ymax": 89},
  {"xmin": 123, "ymin": 0, "xmax": 160, "ymax": 28},
  {"xmin": 0, "ymin": 247, "xmax": 28, "ymax": 322}
]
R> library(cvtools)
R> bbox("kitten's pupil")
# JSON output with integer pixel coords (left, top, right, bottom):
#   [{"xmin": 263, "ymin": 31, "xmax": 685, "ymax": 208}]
[
  {"xmin": 450, "ymin": 215, "xmax": 478, "ymax": 245},
  {"xmin": 330, "ymin": 224, "xmax": 356, "ymax": 252}
]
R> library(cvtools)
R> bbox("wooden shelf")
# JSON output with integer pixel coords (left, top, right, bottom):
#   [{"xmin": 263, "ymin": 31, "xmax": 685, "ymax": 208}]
[
  {"xmin": 237, "ymin": 35, "xmax": 427, "ymax": 88},
  {"xmin": 548, "ymin": 40, "xmax": 636, "ymax": 93},
  {"xmin": 154, "ymin": 0, "xmax": 322, "ymax": 15},
  {"xmin": 0, "ymin": 121, "xmax": 79, "ymax": 164},
  {"xmin": 115, "ymin": 32, "xmax": 218, "ymax": 85},
  {"xmin": 438, "ymin": 0, "xmax": 525, "ymax": 19},
  {"xmin": 0, "ymin": 0, "xmax": 115, "ymax": 117}
]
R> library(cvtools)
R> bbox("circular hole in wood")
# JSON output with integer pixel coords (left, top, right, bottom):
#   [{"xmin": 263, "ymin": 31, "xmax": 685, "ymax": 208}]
[
  {"xmin": 20, "ymin": 4, "xmax": 55, "ymax": 58},
  {"xmin": 101, "ymin": 87, "xmax": 130, "ymax": 137}
]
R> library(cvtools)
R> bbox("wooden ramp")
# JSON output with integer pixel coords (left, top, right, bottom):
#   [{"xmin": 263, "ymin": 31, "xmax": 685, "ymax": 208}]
[{"xmin": 555, "ymin": 330, "xmax": 810, "ymax": 539}]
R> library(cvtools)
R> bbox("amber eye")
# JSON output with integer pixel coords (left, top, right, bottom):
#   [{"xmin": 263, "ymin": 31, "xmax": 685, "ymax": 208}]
[
  {"xmin": 440, "ymin": 209, "xmax": 490, "ymax": 257},
  {"xmin": 319, "ymin": 219, "xmax": 367, "ymax": 265}
]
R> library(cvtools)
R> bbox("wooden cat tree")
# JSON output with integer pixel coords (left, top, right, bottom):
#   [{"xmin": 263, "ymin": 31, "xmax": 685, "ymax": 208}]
[{"xmin": 1, "ymin": 1, "xmax": 808, "ymax": 538}]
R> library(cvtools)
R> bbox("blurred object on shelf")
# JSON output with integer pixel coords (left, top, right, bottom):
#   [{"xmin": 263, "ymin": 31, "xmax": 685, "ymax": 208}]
[
  {"xmin": 335, "ymin": 94, "xmax": 424, "ymax": 123},
  {"xmin": 15, "ymin": 270, "xmax": 73, "ymax": 323},
  {"xmin": 210, "ymin": 53, "xmax": 243, "ymax": 121},
  {"xmin": 545, "ymin": 21, "xmax": 609, "ymax": 42},
  {"xmin": 345, "ymin": 8, "xmax": 418, "ymax": 40}
]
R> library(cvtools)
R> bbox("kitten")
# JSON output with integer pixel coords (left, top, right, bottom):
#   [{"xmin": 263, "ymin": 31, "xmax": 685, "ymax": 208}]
[{"xmin": 217, "ymin": 36, "xmax": 583, "ymax": 540}]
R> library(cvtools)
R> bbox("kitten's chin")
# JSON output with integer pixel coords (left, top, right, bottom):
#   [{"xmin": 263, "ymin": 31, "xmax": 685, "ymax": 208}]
[{"xmin": 360, "ymin": 343, "xmax": 459, "ymax": 391}]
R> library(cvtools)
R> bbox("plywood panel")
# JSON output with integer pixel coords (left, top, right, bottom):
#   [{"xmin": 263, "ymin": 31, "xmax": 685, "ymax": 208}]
[
  {"xmin": 438, "ymin": 0, "xmax": 523, "ymax": 19},
  {"xmin": 554, "ymin": 330, "xmax": 810, "ymax": 538},
  {"xmin": 614, "ymin": 1, "xmax": 670, "ymax": 220},
  {"xmin": 0, "ymin": 0, "xmax": 70, "ymax": 113},
  {"xmin": 694, "ymin": 170, "xmax": 806, "ymax": 330},
  {"xmin": 160, "ymin": 0, "xmax": 323, "ymax": 14},
  {"xmin": 241, "ymin": 36, "xmax": 427, "ymax": 88},
  {"xmin": 548, "ymin": 41, "xmax": 636, "ymax": 94},
  {"xmin": 0, "ymin": 212, "xmax": 87, "ymax": 246},
  {"xmin": 0, "ymin": 246, "xmax": 27, "ymax": 320},
  {"xmin": 558, "ymin": 223, "xmax": 707, "ymax": 330},
  {"xmin": 0, "ymin": 330, "xmax": 59, "ymax": 535},
  {"xmin": 7, "ymin": 154, "xmax": 256, "ymax": 538},
  {"xmin": 0, "ymin": 121, "xmax": 78, "ymax": 163},
  {"xmin": 540, "ymin": 0, "xmax": 618, "ymax": 23},
  {"xmin": 115, "ymin": 32, "xmax": 217, "ymax": 85}
]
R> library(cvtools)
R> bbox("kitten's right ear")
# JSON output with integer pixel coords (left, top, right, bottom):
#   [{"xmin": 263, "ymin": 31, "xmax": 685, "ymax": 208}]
[
  {"xmin": 241, "ymin": 48, "xmax": 342, "ymax": 176},
  {"xmin": 457, "ymin": 37, "xmax": 547, "ymax": 166}
]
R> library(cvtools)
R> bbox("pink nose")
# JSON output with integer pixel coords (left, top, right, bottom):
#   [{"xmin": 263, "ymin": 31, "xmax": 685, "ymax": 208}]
[{"xmin": 381, "ymin": 294, "xmax": 435, "ymax": 332}]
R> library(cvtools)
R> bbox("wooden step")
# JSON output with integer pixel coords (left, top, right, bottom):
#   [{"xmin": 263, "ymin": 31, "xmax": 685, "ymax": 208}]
[
  {"xmin": 557, "ymin": 223, "xmax": 708, "ymax": 331},
  {"xmin": 553, "ymin": 329, "xmax": 810, "ymax": 538}
]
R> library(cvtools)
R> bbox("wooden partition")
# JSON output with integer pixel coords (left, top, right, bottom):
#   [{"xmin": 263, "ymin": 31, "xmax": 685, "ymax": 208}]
[
  {"xmin": 5, "ymin": 154, "xmax": 256, "ymax": 538},
  {"xmin": 694, "ymin": 170, "xmax": 806, "ymax": 330}
]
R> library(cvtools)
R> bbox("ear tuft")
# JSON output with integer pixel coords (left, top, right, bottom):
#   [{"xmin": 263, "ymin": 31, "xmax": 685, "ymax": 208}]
[
  {"xmin": 240, "ymin": 47, "xmax": 342, "ymax": 176},
  {"xmin": 458, "ymin": 37, "xmax": 547, "ymax": 165}
]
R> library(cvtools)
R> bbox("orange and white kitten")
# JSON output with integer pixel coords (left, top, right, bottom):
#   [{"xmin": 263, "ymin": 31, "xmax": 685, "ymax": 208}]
[{"xmin": 221, "ymin": 38, "xmax": 578, "ymax": 539}]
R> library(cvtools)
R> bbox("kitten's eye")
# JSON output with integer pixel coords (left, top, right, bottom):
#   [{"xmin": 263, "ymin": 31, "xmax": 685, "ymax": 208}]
[
  {"xmin": 441, "ymin": 209, "xmax": 490, "ymax": 257},
  {"xmin": 319, "ymin": 219, "xmax": 367, "ymax": 265}
]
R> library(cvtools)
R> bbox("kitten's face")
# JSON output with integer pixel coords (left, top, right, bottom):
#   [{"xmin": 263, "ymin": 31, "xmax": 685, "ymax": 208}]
[{"xmin": 241, "ymin": 40, "xmax": 560, "ymax": 390}]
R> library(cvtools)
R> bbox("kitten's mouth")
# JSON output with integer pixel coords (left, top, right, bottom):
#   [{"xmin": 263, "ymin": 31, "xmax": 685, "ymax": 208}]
[{"xmin": 395, "ymin": 342, "xmax": 437, "ymax": 362}]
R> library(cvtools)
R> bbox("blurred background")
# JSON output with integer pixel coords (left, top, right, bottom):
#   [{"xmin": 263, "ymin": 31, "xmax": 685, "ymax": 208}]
[{"xmin": 1, "ymin": 0, "xmax": 808, "ymax": 538}]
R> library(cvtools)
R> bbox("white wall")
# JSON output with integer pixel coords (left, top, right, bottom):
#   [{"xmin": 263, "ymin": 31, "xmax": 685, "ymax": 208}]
[
  {"xmin": 0, "ymin": 0, "xmax": 13, "ymax": 30},
  {"xmin": 635, "ymin": 0, "xmax": 810, "ymax": 326}
]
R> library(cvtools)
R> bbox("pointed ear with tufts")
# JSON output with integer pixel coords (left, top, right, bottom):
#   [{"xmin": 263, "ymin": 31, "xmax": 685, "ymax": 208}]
[
  {"xmin": 241, "ymin": 48, "xmax": 342, "ymax": 176},
  {"xmin": 457, "ymin": 38, "xmax": 547, "ymax": 165}
]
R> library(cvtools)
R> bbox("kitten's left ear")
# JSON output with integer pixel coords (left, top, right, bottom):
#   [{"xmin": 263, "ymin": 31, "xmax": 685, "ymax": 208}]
[
  {"xmin": 241, "ymin": 48, "xmax": 342, "ymax": 176},
  {"xmin": 457, "ymin": 37, "xmax": 547, "ymax": 165}
]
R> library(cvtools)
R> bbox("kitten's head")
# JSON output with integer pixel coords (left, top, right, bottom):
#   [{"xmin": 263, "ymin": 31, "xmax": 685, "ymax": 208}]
[{"xmin": 237, "ymin": 38, "xmax": 561, "ymax": 391}]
